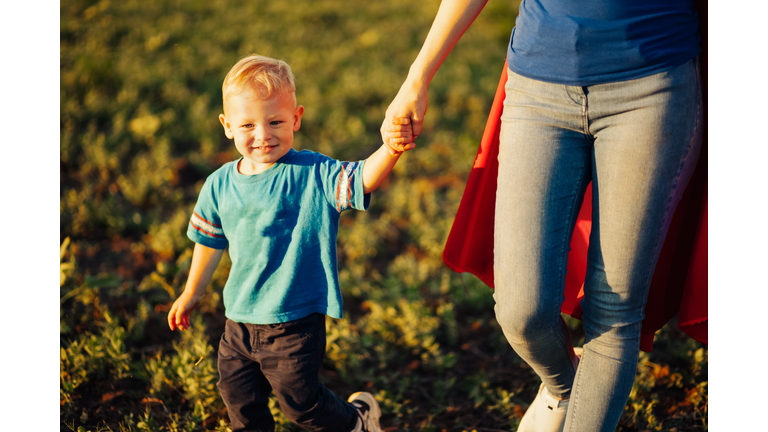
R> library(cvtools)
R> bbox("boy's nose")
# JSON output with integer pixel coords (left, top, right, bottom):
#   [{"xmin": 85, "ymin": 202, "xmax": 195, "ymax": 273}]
[{"xmin": 253, "ymin": 125, "xmax": 271, "ymax": 141}]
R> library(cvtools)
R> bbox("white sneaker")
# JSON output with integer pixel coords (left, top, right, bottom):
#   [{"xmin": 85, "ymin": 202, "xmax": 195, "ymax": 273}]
[
  {"xmin": 573, "ymin": 347, "xmax": 583, "ymax": 370},
  {"xmin": 573, "ymin": 347, "xmax": 583, "ymax": 358},
  {"xmin": 348, "ymin": 391, "xmax": 382, "ymax": 432},
  {"xmin": 518, "ymin": 348, "xmax": 582, "ymax": 432},
  {"xmin": 517, "ymin": 383, "xmax": 569, "ymax": 432}
]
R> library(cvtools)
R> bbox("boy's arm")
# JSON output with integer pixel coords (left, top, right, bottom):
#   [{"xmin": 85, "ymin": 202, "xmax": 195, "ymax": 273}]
[
  {"xmin": 363, "ymin": 144, "xmax": 402, "ymax": 194},
  {"xmin": 168, "ymin": 242, "xmax": 224, "ymax": 331},
  {"xmin": 363, "ymin": 118, "xmax": 413, "ymax": 193}
]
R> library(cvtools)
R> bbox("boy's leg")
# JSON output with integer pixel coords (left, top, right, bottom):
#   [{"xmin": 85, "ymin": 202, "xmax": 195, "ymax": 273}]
[
  {"xmin": 217, "ymin": 319, "xmax": 276, "ymax": 432},
  {"xmin": 256, "ymin": 313, "xmax": 360, "ymax": 432}
]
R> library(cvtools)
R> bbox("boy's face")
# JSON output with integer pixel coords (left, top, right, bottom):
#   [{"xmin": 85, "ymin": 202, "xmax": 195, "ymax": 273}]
[{"xmin": 219, "ymin": 90, "xmax": 304, "ymax": 175}]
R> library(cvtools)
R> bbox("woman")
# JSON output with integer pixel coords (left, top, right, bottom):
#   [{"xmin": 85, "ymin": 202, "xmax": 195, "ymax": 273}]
[{"xmin": 382, "ymin": 1, "xmax": 703, "ymax": 430}]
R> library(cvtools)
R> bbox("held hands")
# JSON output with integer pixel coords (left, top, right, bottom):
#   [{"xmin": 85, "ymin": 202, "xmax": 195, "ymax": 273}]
[
  {"xmin": 167, "ymin": 291, "xmax": 201, "ymax": 331},
  {"xmin": 382, "ymin": 117, "xmax": 415, "ymax": 156},
  {"xmin": 382, "ymin": 79, "xmax": 429, "ymax": 155}
]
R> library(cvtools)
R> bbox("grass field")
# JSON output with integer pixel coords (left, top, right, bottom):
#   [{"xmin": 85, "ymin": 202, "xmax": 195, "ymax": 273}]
[{"xmin": 60, "ymin": 0, "xmax": 707, "ymax": 430}]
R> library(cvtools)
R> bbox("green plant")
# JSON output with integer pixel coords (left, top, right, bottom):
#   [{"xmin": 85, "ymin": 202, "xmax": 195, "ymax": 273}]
[{"xmin": 59, "ymin": 0, "xmax": 707, "ymax": 429}]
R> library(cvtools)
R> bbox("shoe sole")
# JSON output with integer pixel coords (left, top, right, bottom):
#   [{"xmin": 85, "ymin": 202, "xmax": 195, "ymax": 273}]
[{"xmin": 348, "ymin": 391, "xmax": 382, "ymax": 432}]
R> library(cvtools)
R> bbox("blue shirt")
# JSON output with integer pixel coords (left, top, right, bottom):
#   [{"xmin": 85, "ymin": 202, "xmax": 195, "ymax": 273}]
[
  {"xmin": 187, "ymin": 149, "xmax": 370, "ymax": 324},
  {"xmin": 507, "ymin": 0, "xmax": 700, "ymax": 86}
]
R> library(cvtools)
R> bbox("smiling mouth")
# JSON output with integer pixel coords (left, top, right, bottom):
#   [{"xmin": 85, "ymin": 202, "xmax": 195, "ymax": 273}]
[{"xmin": 251, "ymin": 144, "xmax": 278, "ymax": 150}]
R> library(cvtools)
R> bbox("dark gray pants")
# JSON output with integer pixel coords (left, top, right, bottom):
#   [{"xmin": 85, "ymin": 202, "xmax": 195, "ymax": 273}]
[{"xmin": 217, "ymin": 314, "xmax": 358, "ymax": 432}]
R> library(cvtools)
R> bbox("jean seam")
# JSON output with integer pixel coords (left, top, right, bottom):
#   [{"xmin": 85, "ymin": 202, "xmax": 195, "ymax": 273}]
[
  {"xmin": 549, "ymin": 146, "xmax": 590, "ymax": 398},
  {"xmin": 557, "ymin": 145, "xmax": 591, "ymax": 310},
  {"xmin": 546, "ymin": 322, "xmax": 574, "ymax": 398},
  {"xmin": 566, "ymin": 346, "xmax": 585, "ymax": 431},
  {"xmin": 581, "ymin": 92, "xmax": 591, "ymax": 138},
  {"xmin": 640, "ymin": 60, "xmax": 702, "ymax": 296}
]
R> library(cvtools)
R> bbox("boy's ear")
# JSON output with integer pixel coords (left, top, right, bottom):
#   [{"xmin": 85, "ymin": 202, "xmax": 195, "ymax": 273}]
[
  {"xmin": 219, "ymin": 114, "xmax": 234, "ymax": 139},
  {"xmin": 293, "ymin": 105, "xmax": 305, "ymax": 132}
]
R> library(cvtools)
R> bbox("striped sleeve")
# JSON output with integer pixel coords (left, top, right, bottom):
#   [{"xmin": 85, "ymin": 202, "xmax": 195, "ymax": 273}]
[
  {"xmin": 187, "ymin": 177, "xmax": 229, "ymax": 249},
  {"xmin": 317, "ymin": 154, "xmax": 370, "ymax": 212}
]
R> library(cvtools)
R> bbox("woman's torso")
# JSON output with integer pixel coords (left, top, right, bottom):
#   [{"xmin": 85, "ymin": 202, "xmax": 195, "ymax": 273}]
[{"xmin": 507, "ymin": 0, "xmax": 700, "ymax": 86}]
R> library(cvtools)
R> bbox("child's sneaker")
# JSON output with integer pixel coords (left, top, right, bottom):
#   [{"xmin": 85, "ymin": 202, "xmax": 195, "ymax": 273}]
[{"xmin": 348, "ymin": 391, "xmax": 382, "ymax": 432}]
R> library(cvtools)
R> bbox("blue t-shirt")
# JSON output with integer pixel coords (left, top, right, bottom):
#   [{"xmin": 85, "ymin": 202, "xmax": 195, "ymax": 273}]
[
  {"xmin": 187, "ymin": 149, "xmax": 370, "ymax": 324},
  {"xmin": 507, "ymin": 0, "xmax": 700, "ymax": 86}
]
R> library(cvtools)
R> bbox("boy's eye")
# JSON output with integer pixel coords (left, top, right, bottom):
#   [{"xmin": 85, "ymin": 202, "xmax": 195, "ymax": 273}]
[
  {"xmin": 270, "ymin": 120, "xmax": 283, "ymax": 126},
  {"xmin": 242, "ymin": 124, "xmax": 254, "ymax": 128}
]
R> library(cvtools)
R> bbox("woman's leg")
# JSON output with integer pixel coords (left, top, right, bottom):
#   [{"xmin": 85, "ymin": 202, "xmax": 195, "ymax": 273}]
[
  {"xmin": 565, "ymin": 58, "xmax": 702, "ymax": 431},
  {"xmin": 495, "ymin": 58, "xmax": 702, "ymax": 431},
  {"xmin": 494, "ymin": 69, "xmax": 593, "ymax": 400}
]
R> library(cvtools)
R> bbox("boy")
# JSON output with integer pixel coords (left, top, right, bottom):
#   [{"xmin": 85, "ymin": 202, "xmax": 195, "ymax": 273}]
[{"xmin": 167, "ymin": 54, "xmax": 412, "ymax": 432}]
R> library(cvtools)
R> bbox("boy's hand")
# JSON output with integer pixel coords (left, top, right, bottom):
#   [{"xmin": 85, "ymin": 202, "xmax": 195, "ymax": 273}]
[
  {"xmin": 167, "ymin": 243, "xmax": 224, "ymax": 331},
  {"xmin": 364, "ymin": 117, "xmax": 412, "ymax": 193},
  {"xmin": 382, "ymin": 117, "xmax": 415, "ymax": 156},
  {"xmin": 168, "ymin": 291, "xmax": 202, "ymax": 331}
]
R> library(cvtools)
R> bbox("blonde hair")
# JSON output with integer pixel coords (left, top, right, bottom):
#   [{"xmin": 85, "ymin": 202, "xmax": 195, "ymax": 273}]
[{"xmin": 222, "ymin": 54, "xmax": 296, "ymax": 106}]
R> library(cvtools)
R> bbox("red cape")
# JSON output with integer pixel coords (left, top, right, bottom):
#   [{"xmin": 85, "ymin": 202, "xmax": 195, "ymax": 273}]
[{"xmin": 442, "ymin": 3, "xmax": 707, "ymax": 352}]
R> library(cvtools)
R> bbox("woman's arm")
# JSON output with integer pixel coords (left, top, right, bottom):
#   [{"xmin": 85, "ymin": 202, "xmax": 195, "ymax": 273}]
[{"xmin": 383, "ymin": 0, "xmax": 490, "ymax": 152}]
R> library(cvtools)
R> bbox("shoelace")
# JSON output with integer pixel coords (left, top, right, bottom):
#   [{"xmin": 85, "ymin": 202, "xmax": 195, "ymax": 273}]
[{"xmin": 352, "ymin": 401, "xmax": 371, "ymax": 431}]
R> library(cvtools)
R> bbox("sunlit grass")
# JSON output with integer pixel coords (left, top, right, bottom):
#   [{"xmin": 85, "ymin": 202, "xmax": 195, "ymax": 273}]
[{"xmin": 60, "ymin": 0, "xmax": 706, "ymax": 430}]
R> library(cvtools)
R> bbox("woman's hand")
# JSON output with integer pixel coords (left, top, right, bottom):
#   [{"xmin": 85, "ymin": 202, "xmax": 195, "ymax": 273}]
[
  {"xmin": 381, "ymin": 117, "xmax": 414, "ymax": 153},
  {"xmin": 382, "ymin": 78, "xmax": 429, "ymax": 154},
  {"xmin": 380, "ymin": 0, "xmax": 489, "ymax": 155}
]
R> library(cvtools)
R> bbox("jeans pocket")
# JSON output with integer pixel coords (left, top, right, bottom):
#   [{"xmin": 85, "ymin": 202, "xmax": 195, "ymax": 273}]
[{"xmin": 218, "ymin": 320, "xmax": 249, "ymax": 359}]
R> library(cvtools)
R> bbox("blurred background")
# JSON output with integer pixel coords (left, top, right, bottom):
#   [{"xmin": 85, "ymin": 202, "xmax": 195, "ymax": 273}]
[{"xmin": 59, "ymin": 0, "xmax": 708, "ymax": 430}]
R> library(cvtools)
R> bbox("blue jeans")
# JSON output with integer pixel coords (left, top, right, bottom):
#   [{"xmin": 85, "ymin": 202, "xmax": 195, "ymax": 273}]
[{"xmin": 493, "ymin": 58, "xmax": 702, "ymax": 431}]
